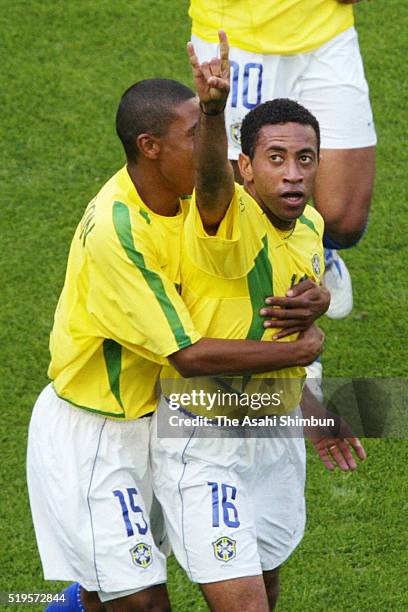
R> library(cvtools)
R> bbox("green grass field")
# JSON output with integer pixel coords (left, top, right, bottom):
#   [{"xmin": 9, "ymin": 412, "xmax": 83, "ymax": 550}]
[{"xmin": 1, "ymin": 1, "xmax": 408, "ymax": 610}]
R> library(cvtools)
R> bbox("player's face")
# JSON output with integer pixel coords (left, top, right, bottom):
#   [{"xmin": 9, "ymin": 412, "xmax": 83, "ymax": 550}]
[
  {"xmin": 159, "ymin": 97, "xmax": 199, "ymax": 196},
  {"xmin": 240, "ymin": 122, "xmax": 319, "ymax": 229}
]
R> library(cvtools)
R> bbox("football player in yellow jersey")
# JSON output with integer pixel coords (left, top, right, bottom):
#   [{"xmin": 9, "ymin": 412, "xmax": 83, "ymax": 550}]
[
  {"xmin": 27, "ymin": 78, "xmax": 328, "ymax": 612},
  {"xmin": 189, "ymin": 0, "xmax": 376, "ymax": 321},
  {"xmin": 151, "ymin": 32, "xmax": 366, "ymax": 611}
]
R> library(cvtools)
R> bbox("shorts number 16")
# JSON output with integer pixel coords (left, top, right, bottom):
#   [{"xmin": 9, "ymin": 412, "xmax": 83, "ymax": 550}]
[{"xmin": 207, "ymin": 482, "xmax": 240, "ymax": 528}]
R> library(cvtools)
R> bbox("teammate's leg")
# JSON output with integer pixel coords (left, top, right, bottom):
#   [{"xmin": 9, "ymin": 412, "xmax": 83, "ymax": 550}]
[
  {"xmin": 252, "ymin": 427, "xmax": 306, "ymax": 611},
  {"xmin": 46, "ymin": 584, "xmax": 171, "ymax": 611},
  {"xmin": 28, "ymin": 386, "xmax": 168, "ymax": 610},
  {"xmin": 315, "ymin": 146, "xmax": 375, "ymax": 319},
  {"xmin": 314, "ymin": 147, "xmax": 375, "ymax": 249},
  {"xmin": 151, "ymin": 404, "xmax": 266, "ymax": 608},
  {"xmin": 101, "ymin": 585, "xmax": 170, "ymax": 611},
  {"xmin": 262, "ymin": 567, "xmax": 280, "ymax": 610},
  {"xmin": 298, "ymin": 27, "xmax": 376, "ymax": 318},
  {"xmin": 81, "ymin": 588, "xmax": 104, "ymax": 611},
  {"xmin": 44, "ymin": 583, "xmax": 99, "ymax": 612},
  {"xmin": 200, "ymin": 576, "xmax": 268, "ymax": 612}
]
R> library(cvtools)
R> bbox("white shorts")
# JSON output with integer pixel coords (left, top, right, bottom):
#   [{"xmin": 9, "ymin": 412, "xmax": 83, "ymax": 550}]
[
  {"xmin": 192, "ymin": 27, "xmax": 377, "ymax": 158},
  {"xmin": 150, "ymin": 399, "xmax": 306, "ymax": 584},
  {"xmin": 27, "ymin": 384, "xmax": 167, "ymax": 596}
]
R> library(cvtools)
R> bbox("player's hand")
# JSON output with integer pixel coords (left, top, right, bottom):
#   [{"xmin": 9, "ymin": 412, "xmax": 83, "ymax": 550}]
[
  {"xmin": 301, "ymin": 383, "xmax": 365, "ymax": 471},
  {"xmin": 187, "ymin": 30, "xmax": 230, "ymax": 114},
  {"xmin": 311, "ymin": 436, "xmax": 367, "ymax": 471},
  {"xmin": 297, "ymin": 324, "xmax": 325, "ymax": 365},
  {"xmin": 260, "ymin": 279, "xmax": 330, "ymax": 340}
]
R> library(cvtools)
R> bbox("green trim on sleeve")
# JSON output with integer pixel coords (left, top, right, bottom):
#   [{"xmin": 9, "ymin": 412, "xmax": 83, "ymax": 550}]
[
  {"xmin": 299, "ymin": 213, "xmax": 319, "ymax": 236},
  {"xmin": 103, "ymin": 339, "xmax": 124, "ymax": 410},
  {"xmin": 112, "ymin": 201, "xmax": 193, "ymax": 351}
]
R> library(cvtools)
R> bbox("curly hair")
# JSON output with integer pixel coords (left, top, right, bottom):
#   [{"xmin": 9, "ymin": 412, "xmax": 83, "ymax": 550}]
[{"xmin": 241, "ymin": 98, "xmax": 320, "ymax": 159}]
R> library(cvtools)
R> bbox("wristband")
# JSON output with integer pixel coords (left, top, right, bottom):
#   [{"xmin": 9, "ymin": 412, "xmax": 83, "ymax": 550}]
[{"xmin": 199, "ymin": 102, "xmax": 226, "ymax": 116}]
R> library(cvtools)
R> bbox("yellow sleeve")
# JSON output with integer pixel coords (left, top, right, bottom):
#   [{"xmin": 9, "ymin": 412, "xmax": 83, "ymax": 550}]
[
  {"xmin": 86, "ymin": 201, "xmax": 201, "ymax": 362},
  {"xmin": 302, "ymin": 205, "xmax": 325, "ymax": 280},
  {"xmin": 315, "ymin": 209, "xmax": 325, "ymax": 276},
  {"xmin": 184, "ymin": 184, "xmax": 265, "ymax": 279}
]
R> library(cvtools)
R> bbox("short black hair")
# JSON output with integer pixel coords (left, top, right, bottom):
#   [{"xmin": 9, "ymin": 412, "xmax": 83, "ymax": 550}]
[
  {"xmin": 241, "ymin": 98, "xmax": 320, "ymax": 159},
  {"xmin": 116, "ymin": 78, "xmax": 195, "ymax": 162}
]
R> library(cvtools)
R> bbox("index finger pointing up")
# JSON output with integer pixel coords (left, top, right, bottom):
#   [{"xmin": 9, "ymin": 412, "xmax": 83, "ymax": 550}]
[{"xmin": 218, "ymin": 30, "xmax": 229, "ymax": 67}]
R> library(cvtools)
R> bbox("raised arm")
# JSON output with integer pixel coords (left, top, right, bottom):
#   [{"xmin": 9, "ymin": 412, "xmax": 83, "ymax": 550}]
[{"xmin": 187, "ymin": 30, "xmax": 235, "ymax": 233}]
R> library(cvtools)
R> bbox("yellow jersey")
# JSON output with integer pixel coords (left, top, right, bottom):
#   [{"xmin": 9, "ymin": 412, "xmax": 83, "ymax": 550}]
[
  {"xmin": 49, "ymin": 166, "xmax": 201, "ymax": 419},
  {"xmin": 190, "ymin": 0, "xmax": 354, "ymax": 55},
  {"xmin": 161, "ymin": 184, "xmax": 324, "ymax": 418}
]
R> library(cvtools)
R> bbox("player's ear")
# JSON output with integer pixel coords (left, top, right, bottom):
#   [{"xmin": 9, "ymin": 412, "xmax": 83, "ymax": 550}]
[
  {"xmin": 136, "ymin": 134, "xmax": 161, "ymax": 160},
  {"xmin": 238, "ymin": 152, "xmax": 253, "ymax": 182}
]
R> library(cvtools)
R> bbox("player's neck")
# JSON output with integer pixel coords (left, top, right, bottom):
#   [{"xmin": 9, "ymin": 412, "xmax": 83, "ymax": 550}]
[
  {"xmin": 260, "ymin": 205, "xmax": 295, "ymax": 231},
  {"xmin": 127, "ymin": 163, "xmax": 181, "ymax": 217},
  {"xmin": 244, "ymin": 183, "xmax": 296, "ymax": 231}
]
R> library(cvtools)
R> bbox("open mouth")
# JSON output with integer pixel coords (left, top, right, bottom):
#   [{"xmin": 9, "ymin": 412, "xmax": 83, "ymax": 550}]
[{"xmin": 281, "ymin": 191, "xmax": 305, "ymax": 205}]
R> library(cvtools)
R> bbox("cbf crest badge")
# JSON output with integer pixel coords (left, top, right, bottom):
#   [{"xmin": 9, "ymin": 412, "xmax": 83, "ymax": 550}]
[
  {"xmin": 312, "ymin": 253, "xmax": 322, "ymax": 280},
  {"xmin": 213, "ymin": 536, "xmax": 236, "ymax": 562},
  {"xmin": 130, "ymin": 543, "xmax": 152, "ymax": 568},
  {"xmin": 230, "ymin": 122, "xmax": 242, "ymax": 147}
]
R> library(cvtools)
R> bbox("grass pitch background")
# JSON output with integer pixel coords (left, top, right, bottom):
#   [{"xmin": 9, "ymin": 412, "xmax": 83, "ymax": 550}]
[{"xmin": 1, "ymin": 1, "xmax": 407, "ymax": 610}]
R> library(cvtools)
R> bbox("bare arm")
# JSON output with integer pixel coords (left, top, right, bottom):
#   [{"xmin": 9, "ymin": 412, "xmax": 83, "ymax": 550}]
[
  {"xmin": 260, "ymin": 279, "xmax": 331, "ymax": 339},
  {"xmin": 188, "ymin": 31, "xmax": 235, "ymax": 233},
  {"xmin": 169, "ymin": 324, "xmax": 324, "ymax": 378}
]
